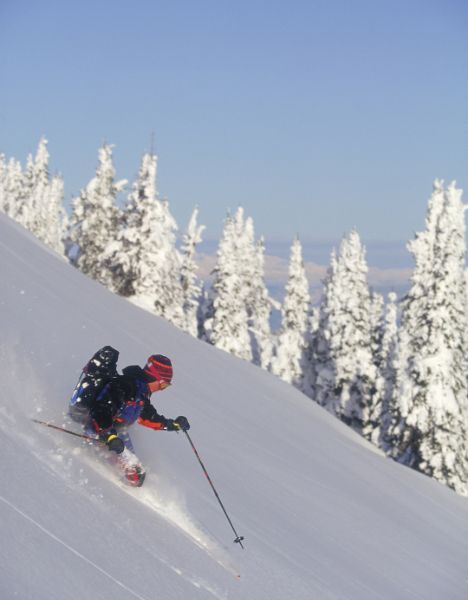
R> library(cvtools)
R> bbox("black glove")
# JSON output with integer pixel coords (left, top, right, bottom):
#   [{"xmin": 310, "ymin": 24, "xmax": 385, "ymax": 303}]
[
  {"xmin": 105, "ymin": 433, "xmax": 125, "ymax": 454},
  {"xmin": 165, "ymin": 416, "xmax": 190, "ymax": 431},
  {"xmin": 174, "ymin": 416, "xmax": 190, "ymax": 431}
]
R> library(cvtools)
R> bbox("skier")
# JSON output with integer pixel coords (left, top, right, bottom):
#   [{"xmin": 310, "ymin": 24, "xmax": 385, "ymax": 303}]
[{"xmin": 69, "ymin": 347, "xmax": 190, "ymax": 485}]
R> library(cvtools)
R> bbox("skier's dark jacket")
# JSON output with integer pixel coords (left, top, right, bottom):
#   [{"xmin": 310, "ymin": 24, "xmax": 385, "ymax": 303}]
[{"xmin": 89, "ymin": 365, "xmax": 170, "ymax": 434}]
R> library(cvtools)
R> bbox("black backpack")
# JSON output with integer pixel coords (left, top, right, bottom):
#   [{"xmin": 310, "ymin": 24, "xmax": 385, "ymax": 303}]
[{"xmin": 70, "ymin": 346, "xmax": 119, "ymax": 416}]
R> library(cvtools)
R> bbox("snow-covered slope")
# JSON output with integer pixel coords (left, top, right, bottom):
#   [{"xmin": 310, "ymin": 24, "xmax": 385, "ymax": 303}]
[{"xmin": 0, "ymin": 212, "xmax": 467, "ymax": 600}]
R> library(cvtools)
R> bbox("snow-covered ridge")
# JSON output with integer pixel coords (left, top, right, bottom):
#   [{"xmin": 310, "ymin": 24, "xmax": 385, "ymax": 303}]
[{"xmin": 0, "ymin": 212, "xmax": 467, "ymax": 599}]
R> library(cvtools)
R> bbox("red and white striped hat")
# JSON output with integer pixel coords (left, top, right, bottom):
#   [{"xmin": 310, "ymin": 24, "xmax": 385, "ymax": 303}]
[{"xmin": 144, "ymin": 355, "xmax": 173, "ymax": 384}]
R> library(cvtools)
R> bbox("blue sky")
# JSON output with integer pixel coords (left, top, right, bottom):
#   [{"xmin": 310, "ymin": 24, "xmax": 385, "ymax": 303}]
[{"xmin": 1, "ymin": 0, "xmax": 467, "ymax": 248}]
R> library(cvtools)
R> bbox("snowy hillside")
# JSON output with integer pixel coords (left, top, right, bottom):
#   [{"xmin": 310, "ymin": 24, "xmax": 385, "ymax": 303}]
[{"xmin": 1, "ymin": 212, "xmax": 467, "ymax": 600}]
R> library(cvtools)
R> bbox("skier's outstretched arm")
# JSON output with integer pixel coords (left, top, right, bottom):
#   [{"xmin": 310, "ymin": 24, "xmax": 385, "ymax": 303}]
[{"xmin": 138, "ymin": 402, "xmax": 190, "ymax": 431}]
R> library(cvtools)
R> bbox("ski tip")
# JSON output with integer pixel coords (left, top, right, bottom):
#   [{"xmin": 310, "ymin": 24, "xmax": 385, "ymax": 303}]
[{"xmin": 123, "ymin": 466, "xmax": 146, "ymax": 487}]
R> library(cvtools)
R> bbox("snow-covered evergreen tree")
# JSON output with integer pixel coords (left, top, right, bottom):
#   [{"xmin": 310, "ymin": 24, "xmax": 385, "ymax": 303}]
[
  {"xmin": 271, "ymin": 237, "xmax": 310, "ymax": 386},
  {"xmin": 103, "ymin": 151, "xmax": 157, "ymax": 297},
  {"xmin": 41, "ymin": 174, "xmax": 66, "ymax": 254},
  {"xmin": 237, "ymin": 215, "xmax": 274, "ymax": 369},
  {"xmin": 16, "ymin": 137, "xmax": 50, "ymax": 236},
  {"xmin": 1, "ymin": 158, "xmax": 24, "ymax": 220},
  {"xmin": 378, "ymin": 292, "xmax": 399, "ymax": 448},
  {"xmin": 0, "ymin": 154, "xmax": 16, "ymax": 216},
  {"xmin": 201, "ymin": 207, "xmax": 273, "ymax": 363},
  {"xmin": 68, "ymin": 144, "xmax": 126, "ymax": 285},
  {"xmin": 364, "ymin": 290, "xmax": 401, "ymax": 446},
  {"xmin": 301, "ymin": 305, "xmax": 320, "ymax": 398},
  {"xmin": 16, "ymin": 150, "xmax": 37, "ymax": 230},
  {"xmin": 369, "ymin": 291, "xmax": 385, "ymax": 357},
  {"xmin": 0, "ymin": 140, "xmax": 66, "ymax": 253},
  {"xmin": 248, "ymin": 235, "xmax": 275, "ymax": 369},
  {"xmin": 201, "ymin": 210, "xmax": 252, "ymax": 360},
  {"xmin": 105, "ymin": 151, "xmax": 184, "ymax": 327},
  {"xmin": 384, "ymin": 180, "xmax": 468, "ymax": 495},
  {"xmin": 366, "ymin": 290, "xmax": 385, "ymax": 443},
  {"xmin": 311, "ymin": 230, "xmax": 379, "ymax": 437},
  {"xmin": 180, "ymin": 207, "xmax": 205, "ymax": 336}
]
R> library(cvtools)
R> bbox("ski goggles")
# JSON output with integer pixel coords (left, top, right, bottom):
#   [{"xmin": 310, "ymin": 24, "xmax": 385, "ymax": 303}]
[{"xmin": 147, "ymin": 378, "xmax": 171, "ymax": 393}]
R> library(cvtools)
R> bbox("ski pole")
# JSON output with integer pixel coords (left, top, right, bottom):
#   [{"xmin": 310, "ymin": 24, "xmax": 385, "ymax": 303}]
[
  {"xmin": 182, "ymin": 429, "xmax": 245, "ymax": 549},
  {"xmin": 32, "ymin": 418, "xmax": 100, "ymax": 443}
]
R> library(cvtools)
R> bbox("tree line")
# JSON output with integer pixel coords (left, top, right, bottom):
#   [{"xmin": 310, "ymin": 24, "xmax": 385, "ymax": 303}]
[{"xmin": 1, "ymin": 138, "xmax": 467, "ymax": 496}]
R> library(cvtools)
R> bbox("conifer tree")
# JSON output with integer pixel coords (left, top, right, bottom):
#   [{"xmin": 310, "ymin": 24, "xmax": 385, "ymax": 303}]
[
  {"xmin": 180, "ymin": 207, "xmax": 205, "ymax": 336},
  {"xmin": 248, "ymin": 235, "xmax": 274, "ymax": 369},
  {"xmin": 13, "ymin": 138, "xmax": 49, "ymax": 235},
  {"xmin": 369, "ymin": 291, "xmax": 385, "ymax": 356},
  {"xmin": 35, "ymin": 174, "xmax": 66, "ymax": 254},
  {"xmin": 106, "ymin": 151, "xmax": 184, "ymax": 327},
  {"xmin": 365, "ymin": 290, "xmax": 385, "ymax": 442},
  {"xmin": 365, "ymin": 291, "xmax": 401, "ymax": 445},
  {"xmin": 103, "ymin": 151, "xmax": 158, "ymax": 297},
  {"xmin": 384, "ymin": 181, "xmax": 468, "ymax": 495},
  {"xmin": 0, "ymin": 154, "xmax": 23, "ymax": 219},
  {"xmin": 378, "ymin": 292, "xmax": 399, "ymax": 448},
  {"xmin": 201, "ymin": 207, "xmax": 273, "ymax": 363},
  {"xmin": 311, "ymin": 230, "xmax": 378, "ymax": 436},
  {"xmin": 0, "ymin": 154, "xmax": 15, "ymax": 216},
  {"xmin": 237, "ymin": 215, "xmax": 274, "ymax": 368},
  {"xmin": 0, "ymin": 140, "xmax": 66, "ymax": 253},
  {"xmin": 68, "ymin": 144, "xmax": 126, "ymax": 285},
  {"xmin": 1, "ymin": 158, "xmax": 23, "ymax": 220},
  {"xmin": 272, "ymin": 237, "xmax": 310, "ymax": 386},
  {"xmin": 301, "ymin": 306, "xmax": 320, "ymax": 398},
  {"xmin": 201, "ymin": 210, "xmax": 252, "ymax": 360}
]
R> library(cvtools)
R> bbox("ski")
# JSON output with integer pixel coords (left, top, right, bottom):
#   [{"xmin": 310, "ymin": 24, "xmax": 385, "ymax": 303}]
[
  {"xmin": 32, "ymin": 418, "xmax": 146, "ymax": 487},
  {"xmin": 120, "ymin": 462, "xmax": 146, "ymax": 487},
  {"xmin": 112, "ymin": 447, "xmax": 146, "ymax": 487}
]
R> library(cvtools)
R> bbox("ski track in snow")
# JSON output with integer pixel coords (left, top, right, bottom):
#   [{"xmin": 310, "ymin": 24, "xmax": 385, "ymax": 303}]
[{"xmin": 0, "ymin": 493, "xmax": 151, "ymax": 600}]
